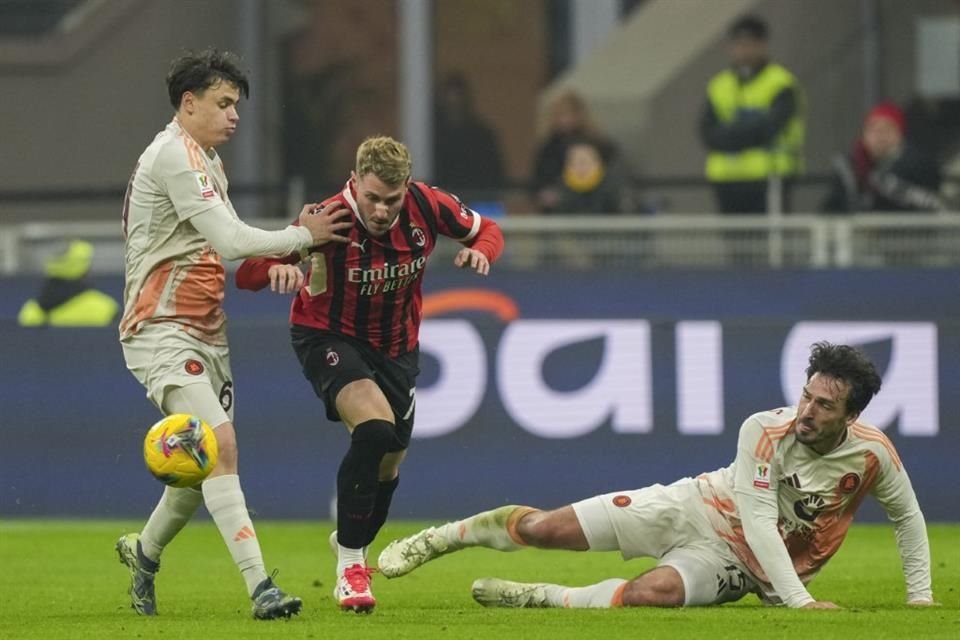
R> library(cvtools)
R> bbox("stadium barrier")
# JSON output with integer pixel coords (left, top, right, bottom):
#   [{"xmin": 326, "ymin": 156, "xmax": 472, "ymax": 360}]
[
  {"xmin": 4, "ymin": 213, "xmax": 960, "ymax": 275},
  {"xmin": 0, "ymin": 268, "xmax": 955, "ymax": 521}
]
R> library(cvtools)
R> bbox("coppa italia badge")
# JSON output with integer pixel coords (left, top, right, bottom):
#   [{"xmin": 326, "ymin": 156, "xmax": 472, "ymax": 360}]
[
  {"xmin": 196, "ymin": 173, "xmax": 216, "ymax": 199},
  {"xmin": 753, "ymin": 463, "xmax": 771, "ymax": 489},
  {"xmin": 326, "ymin": 350, "xmax": 340, "ymax": 366}
]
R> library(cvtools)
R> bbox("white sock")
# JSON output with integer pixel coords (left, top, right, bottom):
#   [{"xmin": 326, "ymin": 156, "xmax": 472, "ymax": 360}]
[
  {"xmin": 202, "ymin": 474, "xmax": 268, "ymax": 597},
  {"xmin": 556, "ymin": 578, "xmax": 627, "ymax": 608},
  {"xmin": 436, "ymin": 505, "xmax": 532, "ymax": 551},
  {"xmin": 337, "ymin": 544, "xmax": 366, "ymax": 575},
  {"xmin": 139, "ymin": 486, "xmax": 204, "ymax": 563}
]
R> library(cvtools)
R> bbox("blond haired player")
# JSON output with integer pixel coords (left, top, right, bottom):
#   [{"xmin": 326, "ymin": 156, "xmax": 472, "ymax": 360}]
[
  {"xmin": 116, "ymin": 48, "xmax": 352, "ymax": 619},
  {"xmin": 378, "ymin": 342, "xmax": 935, "ymax": 609},
  {"xmin": 236, "ymin": 136, "xmax": 504, "ymax": 613}
]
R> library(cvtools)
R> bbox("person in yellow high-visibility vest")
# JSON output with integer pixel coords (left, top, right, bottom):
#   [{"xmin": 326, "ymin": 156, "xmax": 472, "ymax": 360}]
[
  {"xmin": 700, "ymin": 14, "xmax": 805, "ymax": 214},
  {"xmin": 17, "ymin": 240, "xmax": 119, "ymax": 327}
]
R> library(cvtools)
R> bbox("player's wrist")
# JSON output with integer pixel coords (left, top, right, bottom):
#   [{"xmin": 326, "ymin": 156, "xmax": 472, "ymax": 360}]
[{"xmin": 291, "ymin": 225, "xmax": 313, "ymax": 247}]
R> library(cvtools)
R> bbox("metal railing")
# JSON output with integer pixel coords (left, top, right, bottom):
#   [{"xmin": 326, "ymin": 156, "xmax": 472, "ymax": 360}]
[{"xmin": 2, "ymin": 213, "xmax": 960, "ymax": 276}]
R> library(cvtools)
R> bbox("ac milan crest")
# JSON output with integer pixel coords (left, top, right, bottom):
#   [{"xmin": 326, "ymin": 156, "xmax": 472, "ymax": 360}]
[{"xmin": 411, "ymin": 227, "xmax": 426, "ymax": 247}]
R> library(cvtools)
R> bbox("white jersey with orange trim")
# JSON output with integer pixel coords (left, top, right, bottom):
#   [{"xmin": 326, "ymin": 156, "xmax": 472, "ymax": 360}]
[
  {"xmin": 695, "ymin": 406, "xmax": 932, "ymax": 607},
  {"xmin": 120, "ymin": 118, "xmax": 235, "ymax": 345}
]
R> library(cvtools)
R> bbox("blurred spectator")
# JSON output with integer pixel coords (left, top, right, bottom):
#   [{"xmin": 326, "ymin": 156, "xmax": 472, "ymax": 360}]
[
  {"xmin": 18, "ymin": 240, "xmax": 118, "ymax": 327},
  {"xmin": 532, "ymin": 90, "xmax": 618, "ymax": 213},
  {"xmin": 553, "ymin": 139, "xmax": 627, "ymax": 214},
  {"xmin": 821, "ymin": 101, "xmax": 945, "ymax": 213},
  {"xmin": 434, "ymin": 72, "xmax": 505, "ymax": 191},
  {"xmin": 700, "ymin": 14, "xmax": 804, "ymax": 214}
]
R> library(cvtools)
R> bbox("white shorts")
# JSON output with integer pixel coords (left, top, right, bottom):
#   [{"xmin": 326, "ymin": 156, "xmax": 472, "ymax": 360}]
[
  {"xmin": 121, "ymin": 325, "xmax": 233, "ymax": 428},
  {"xmin": 571, "ymin": 478, "xmax": 756, "ymax": 606}
]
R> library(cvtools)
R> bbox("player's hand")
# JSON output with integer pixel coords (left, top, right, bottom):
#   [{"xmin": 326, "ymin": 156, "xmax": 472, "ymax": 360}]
[
  {"xmin": 801, "ymin": 601, "xmax": 841, "ymax": 609},
  {"xmin": 267, "ymin": 264, "xmax": 304, "ymax": 294},
  {"xmin": 454, "ymin": 247, "xmax": 490, "ymax": 275},
  {"xmin": 298, "ymin": 201, "xmax": 353, "ymax": 245}
]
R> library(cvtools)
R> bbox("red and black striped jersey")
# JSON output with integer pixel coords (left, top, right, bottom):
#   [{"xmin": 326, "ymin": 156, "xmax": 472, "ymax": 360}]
[{"xmin": 242, "ymin": 180, "xmax": 485, "ymax": 356}]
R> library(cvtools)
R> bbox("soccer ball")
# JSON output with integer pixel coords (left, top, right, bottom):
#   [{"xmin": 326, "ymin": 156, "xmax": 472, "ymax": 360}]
[{"xmin": 143, "ymin": 414, "xmax": 219, "ymax": 488}]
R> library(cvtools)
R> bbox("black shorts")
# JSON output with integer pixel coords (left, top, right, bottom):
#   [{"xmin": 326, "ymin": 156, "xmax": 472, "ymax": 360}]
[{"xmin": 291, "ymin": 325, "xmax": 419, "ymax": 450}]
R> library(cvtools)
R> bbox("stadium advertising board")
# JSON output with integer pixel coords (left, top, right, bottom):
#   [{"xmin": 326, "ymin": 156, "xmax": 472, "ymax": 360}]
[{"xmin": 0, "ymin": 269, "xmax": 954, "ymax": 520}]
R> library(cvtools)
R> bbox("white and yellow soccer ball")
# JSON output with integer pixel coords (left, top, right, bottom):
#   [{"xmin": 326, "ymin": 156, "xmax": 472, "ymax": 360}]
[{"xmin": 143, "ymin": 414, "xmax": 219, "ymax": 488}]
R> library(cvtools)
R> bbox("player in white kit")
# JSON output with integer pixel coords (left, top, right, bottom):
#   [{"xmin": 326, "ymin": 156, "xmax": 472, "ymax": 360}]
[
  {"xmin": 378, "ymin": 342, "xmax": 935, "ymax": 609},
  {"xmin": 116, "ymin": 48, "xmax": 352, "ymax": 619}
]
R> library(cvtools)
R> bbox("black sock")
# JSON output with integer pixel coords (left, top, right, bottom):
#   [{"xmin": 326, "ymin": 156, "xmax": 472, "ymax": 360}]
[
  {"xmin": 364, "ymin": 475, "xmax": 400, "ymax": 547},
  {"xmin": 336, "ymin": 420, "xmax": 398, "ymax": 548}
]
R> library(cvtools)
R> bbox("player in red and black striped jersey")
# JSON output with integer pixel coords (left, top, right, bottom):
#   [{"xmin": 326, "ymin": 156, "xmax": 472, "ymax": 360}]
[{"xmin": 236, "ymin": 136, "xmax": 504, "ymax": 613}]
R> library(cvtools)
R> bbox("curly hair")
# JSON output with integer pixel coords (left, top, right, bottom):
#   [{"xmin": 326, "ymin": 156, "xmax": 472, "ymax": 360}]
[
  {"xmin": 166, "ymin": 48, "xmax": 249, "ymax": 109},
  {"xmin": 805, "ymin": 341, "xmax": 882, "ymax": 416}
]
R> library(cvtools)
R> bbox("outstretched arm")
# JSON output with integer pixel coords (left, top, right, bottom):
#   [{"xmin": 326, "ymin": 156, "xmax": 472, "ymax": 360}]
[
  {"xmin": 453, "ymin": 216, "xmax": 504, "ymax": 275},
  {"xmin": 736, "ymin": 492, "xmax": 822, "ymax": 608},
  {"xmin": 870, "ymin": 450, "xmax": 934, "ymax": 604},
  {"xmin": 732, "ymin": 418, "xmax": 822, "ymax": 608}
]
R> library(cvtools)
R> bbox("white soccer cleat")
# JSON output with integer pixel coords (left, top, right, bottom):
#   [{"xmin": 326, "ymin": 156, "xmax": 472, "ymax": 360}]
[
  {"xmin": 334, "ymin": 563, "xmax": 377, "ymax": 614},
  {"xmin": 471, "ymin": 577, "xmax": 551, "ymax": 608},
  {"xmin": 377, "ymin": 526, "xmax": 454, "ymax": 578}
]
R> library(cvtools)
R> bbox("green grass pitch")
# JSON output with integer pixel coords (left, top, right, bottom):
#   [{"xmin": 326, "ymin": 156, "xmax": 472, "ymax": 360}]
[{"xmin": 1, "ymin": 520, "xmax": 956, "ymax": 639}]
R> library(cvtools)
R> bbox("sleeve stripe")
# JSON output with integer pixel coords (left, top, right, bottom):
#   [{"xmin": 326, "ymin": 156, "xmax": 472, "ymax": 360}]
[
  {"xmin": 753, "ymin": 420, "xmax": 795, "ymax": 462},
  {"xmin": 437, "ymin": 202, "xmax": 472, "ymax": 240},
  {"xmin": 182, "ymin": 136, "xmax": 207, "ymax": 172},
  {"xmin": 461, "ymin": 210, "xmax": 482, "ymax": 242},
  {"xmin": 852, "ymin": 424, "xmax": 902, "ymax": 470}
]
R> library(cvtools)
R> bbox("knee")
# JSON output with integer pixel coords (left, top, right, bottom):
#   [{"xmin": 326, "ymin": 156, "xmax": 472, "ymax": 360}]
[
  {"xmin": 352, "ymin": 419, "xmax": 402, "ymax": 454},
  {"xmin": 515, "ymin": 510, "xmax": 559, "ymax": 547},
  {"xmin": 622, "ymin": 568, "xmax": 685, "ymax": 607},
  {"xmin": 212, "ymin": 425, "xmax": 238, "ymax": 470}
]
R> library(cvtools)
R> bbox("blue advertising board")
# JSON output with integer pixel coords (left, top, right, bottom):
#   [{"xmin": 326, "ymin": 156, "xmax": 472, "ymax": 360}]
[{"xmin": 0, "ymin": 269, "xmax": 956, "ymax": 521}]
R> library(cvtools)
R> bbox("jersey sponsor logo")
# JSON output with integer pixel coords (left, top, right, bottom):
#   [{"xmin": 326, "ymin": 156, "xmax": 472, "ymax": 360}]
[
  {"xmin": 839, "ymin": 472, "xmax": 861, "ymax": 494},
  {"xmin": 753, "ymin": 463, "xmax": 771, "ymax": 489},
  {"xmin": 325, "ymin": 349, "xmax": 340, "ymax": 367},
  {"xmin": 348, "ymin": 257, "xmax": 427, "ymax": 284},
  {"xmin": 793, "ymin": 494, "xmax": 826, "ymax": 521},
  {"xmin": 196, "ymin": 173, "xmax": 216, "ymax": 199},
  {"xmin": 411, "ymin": 226, "xmax": 426, "ymax": 247},
  {"xmin": 612, "ymin": 495, "xmax": 632, "ymax": 507},
  {"xmin": 184, "ymin": 359, "xmax": 204, "ymax": 375}
]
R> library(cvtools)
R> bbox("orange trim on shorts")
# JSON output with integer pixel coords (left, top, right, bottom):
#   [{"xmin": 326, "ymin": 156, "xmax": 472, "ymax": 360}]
[{"xmin": 505, "ymin": 506, "xmax": 538, "ymax": 546}]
